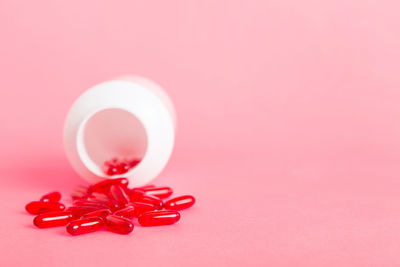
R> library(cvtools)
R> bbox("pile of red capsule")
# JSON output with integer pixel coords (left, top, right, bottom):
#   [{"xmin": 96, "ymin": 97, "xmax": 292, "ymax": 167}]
[{"xmin": 25, "ymin": 178, "xmax": 195, "ymax": 235}]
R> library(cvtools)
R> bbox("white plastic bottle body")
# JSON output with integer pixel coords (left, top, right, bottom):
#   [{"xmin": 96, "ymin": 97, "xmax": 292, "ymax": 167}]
[{"xmin": 63, "ymin": 76, "xmax": 176, "ymax": 186}]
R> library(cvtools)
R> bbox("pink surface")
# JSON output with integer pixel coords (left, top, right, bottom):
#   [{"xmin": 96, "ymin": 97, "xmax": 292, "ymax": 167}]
[{"xmin": 1, "ymin": 0, "xmax": 400, "ymax": 266}]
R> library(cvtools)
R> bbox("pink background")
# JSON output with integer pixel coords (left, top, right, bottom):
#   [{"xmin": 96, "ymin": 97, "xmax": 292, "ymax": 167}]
[{"xmin": 1, "ymin": 0, "xmax": 400, "ymax": 266}]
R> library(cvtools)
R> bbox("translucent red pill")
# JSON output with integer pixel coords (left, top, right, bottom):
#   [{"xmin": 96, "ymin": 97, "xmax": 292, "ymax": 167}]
[
  {"xmin": 67, "ymin": 206, "xmax": 103, "ymax": 218},
  {"xmin": 34, "ymin": 211, "xmax": 73, "ymax": 228},
  {"xmin": 109, "ymin": 184, "xmax": 130, "ymax": 206},
  {"xmin": 129, "ymin": 202, "xmax": 157, "ymax": 217},
  {"xmin": 138, "ymin": 184, "xmax": 155, "ymax": 190},
  {"xmin": 26, "ymin": 201, "xmax": 65, "ymax": 214},
  {"xmin": 143, "ymin": 187, "xmax": 173, "ymax": 199},
  {"xmin": 81, "ymin": 209, "xmax": 111, "ymax": 219},
  {"xmin": 114, "ymin": 206, "xmax": 135, "ymax": 219},
  {"xmin": 71, "ymin": 185, "xmax": 90, "ymax": 200},
  {"xmin": 102, "ymin": 199, "xmax": 121, "ymax": 211},
  {"xmin": 127, "ymin": 188, "xmax": 146, "ymax": 202},
  {"xmin": 165, "ymin": 195, "xmax": 196, "ymax": 210},
  {"xmin": 139, "ymin": 194, "xmax": 163, "ymax": 210},
  {"xmin": 127, "ymin": 158, "xmax": 141, "ymax": 168},
  {"xmin": 105, "ymin": 215, "xmax": 134, "ymax": 234},
  {"xmin": 88, "ymin": 192, "xmax": 110, "ymax": 202},
  {"xmin": 115, "ymin": 162, "xmax": 129, "ymax": 175},
  {"xmin": 75, "ymin": 197, "xmax": 121, "ymax": 211},
  {"xmin": 66, "ymin": 217, "xmax": 104, "ymax": 235},
  {"xmin": 90, "ymin": 178, "xmax": 129, "ymax": 194},
  {"xmin": 102, "ymin": 161, "xmax": 119, "ymax": 176},
  {"xmin": 75, "ymin": 185, "xmax": 90, "ymax": 192},
  {"xmin": 40, "ymin": 191, "xmax": 61, "ymax": 202},
  {"xmin": 138, "ymin": 210, "xmax": 181, "ymax": 226},
  {"xmin": 73, "ymin": 200, "xmax": 110, "ymax": 210},
  {"xmin": 71, "ymin": 190, "xmax": 88, "ymax": 200}
]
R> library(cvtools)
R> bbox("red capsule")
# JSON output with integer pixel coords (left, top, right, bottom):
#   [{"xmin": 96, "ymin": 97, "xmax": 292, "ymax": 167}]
[
  {"xmin": 139, "ymin": 194, "xmax": 163, "ymax": 210},
  {"xmin": 25, "ymin": 201, "xmax": 65, "ymax": 215},
  {"xmin": 136, "ymin": 184, "xmax": 155, "ymax": 190},
  {"xmin": 143, "ymin": 187, "xmax": 173, "ymax": 199},
  {"xmin": 66, "ymin": 206, "xmax": 103, "ymax": 218},
  {"xmin": 129, "ymin": 202, "xmax": 157, "ymax": 217},
  {"xmin": 87, "ymin": 192, "xmax": 110, "ymax": 202},
  {"xmin": 138, "ymin": 210, "xmax": 180, "ymax": 226},
  {"xmin": 71, "ymin": 190, "xmax": 88, "ymax": 200},
  {"xmin": 127, "ymin": 188, "xmax": 145, "ymax": 202},
  {"xmin": 77, "ymin": 197, "xmax": 120, "ymax": 211},
  {"xmin": 75, "ymin": 185, "xmax": 90, "ymax": 193},
  {"xmin": 101, "ymin": 199, "xmax": 121, "ymax": 211},
  {"xmin": 109, "ymin": 157, "xmax": 120, "ymax": 164},
  {"xmin": 81, "ymin": 209, "xmax": 111, "ymax": 219},
  {"xmin": 127, "ymin": 158, "xmax": 141, "ymax": 168},
  {"xmin": 71, "ymin": 186, "xmax": 90, "ymax": 199},
  {"xmin": 165, "ymin": 195, "xmax": 195, "ymax": 210},
  {"xmin": 114, "ymin": 206, "xmax": 135, "ymax": 219},
  {"xmin": 109, "ymin": 185, "xmax": 130, "ymax": 206},
  {"xmin": 66, "ymin": 217, "xmax": 104, "ymax": 235},
  {"xmin": 82, "ymin": 198, "xmax": 121, "ymax": 211},
  {"xmin": 105, "ymin": 215, "xmax": 134, "ymax": 234},
  {"xmin": 103, "ymin": 161, "xmax": 118, "ymax": 176},
  {"xmin": 40, "ymin": 191, "xmax": 61, "ymax": 202},
  {"xmin": 115, "ymin": 162, "xmax": 130, "ymax": 175},
  {"xmin": 72, "ymin": 185, "xmax": 90, "ymax": 198},
  {"xmin": 90, "ymin": 178, "xmax": 129, "ymax": 194},
  {"xmin": 33, "ymin": 211, "xmax": 73, "ymax": 228},
  {"xmin": 72, "ymin": 200, "xmax": 110, "ymax": 210}
]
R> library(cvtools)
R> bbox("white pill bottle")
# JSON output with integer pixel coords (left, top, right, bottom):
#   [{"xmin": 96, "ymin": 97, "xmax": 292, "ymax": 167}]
[{"xmin": 63, "ymin": 76, "xmax": 176, "ymax": 187}]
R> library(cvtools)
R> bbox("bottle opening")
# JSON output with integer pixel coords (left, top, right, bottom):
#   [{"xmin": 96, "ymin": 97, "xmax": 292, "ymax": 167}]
[{"xmin": 78, "ymin": 108, "xmax": 148, "ymax": 177}]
